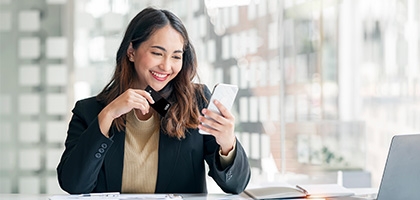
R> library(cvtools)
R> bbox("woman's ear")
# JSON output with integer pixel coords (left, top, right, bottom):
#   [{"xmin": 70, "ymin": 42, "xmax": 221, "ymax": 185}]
[{"xmin": 127, "ymin": 42, "xmax": 135, "ymax": 62}]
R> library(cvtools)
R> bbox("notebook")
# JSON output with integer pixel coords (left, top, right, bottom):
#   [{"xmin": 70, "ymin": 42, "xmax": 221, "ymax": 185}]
[
  {"xmin": 242, "ymin": 183, "xmax": 354, "ymax": 199},
  {"xmin": 337, "ymin": 133, "xmax": 420, "ymax": 200}
]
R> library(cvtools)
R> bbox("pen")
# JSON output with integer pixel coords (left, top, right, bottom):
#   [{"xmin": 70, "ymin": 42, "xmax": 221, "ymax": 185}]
[
  {"xmin": 80, "ymin": 192, "xmax": 120, "ymax": 197},
  {"xmin": 296, "ymin": 185, "xmax": 309, "ymax": 195}
]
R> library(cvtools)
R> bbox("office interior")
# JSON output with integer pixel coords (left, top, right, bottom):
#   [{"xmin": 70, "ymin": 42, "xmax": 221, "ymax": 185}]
[{"xmin": 0, "ymin": 0, "xmax": 419, "ymax": 195}]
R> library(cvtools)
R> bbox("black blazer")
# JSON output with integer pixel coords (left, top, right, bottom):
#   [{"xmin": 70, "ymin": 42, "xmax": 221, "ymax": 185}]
[{"xmin": 57, "ymin": 86, "xmax": 251, "ymax": 194}]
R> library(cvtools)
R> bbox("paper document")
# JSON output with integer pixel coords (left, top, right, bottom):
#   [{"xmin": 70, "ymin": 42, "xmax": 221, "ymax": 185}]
[{"xmin": 49, "ymin": 192, "xmax": 183, "ymax": 200}]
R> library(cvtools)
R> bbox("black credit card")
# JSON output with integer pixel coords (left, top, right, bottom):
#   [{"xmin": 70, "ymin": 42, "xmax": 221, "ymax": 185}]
[{"xmin": 145, "ymin": 85, "xmax": 171, "ymax": 116}]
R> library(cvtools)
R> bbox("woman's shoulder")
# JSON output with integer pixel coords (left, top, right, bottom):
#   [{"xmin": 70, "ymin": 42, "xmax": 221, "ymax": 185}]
[
  {"xmin": 72, "ymin": 96, "xmax": 105, "ymax": 114},
  {"xmin": 75, "ymin": 96, "xmax": 102, "ymax": 106},
  {"xmin": 193, "ymin": 83, "xmax": 211, "ymax": 95}
]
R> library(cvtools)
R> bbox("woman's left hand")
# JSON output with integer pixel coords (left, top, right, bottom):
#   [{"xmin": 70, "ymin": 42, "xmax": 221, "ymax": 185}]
[{"xmin": 199, "ymin": 100, "xmax": 236, "ymax": 155}]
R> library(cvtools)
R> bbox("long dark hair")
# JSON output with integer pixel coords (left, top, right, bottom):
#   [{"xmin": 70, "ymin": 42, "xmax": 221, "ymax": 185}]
[{"xmin": 97, "ymin": 7, "xmax": 204, "ymax": 139}]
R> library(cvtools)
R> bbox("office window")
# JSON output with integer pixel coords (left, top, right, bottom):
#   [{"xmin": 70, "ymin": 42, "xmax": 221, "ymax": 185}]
[{"xmin": 1, "ymin": 0, "xmax": 419, "ymax": 194}]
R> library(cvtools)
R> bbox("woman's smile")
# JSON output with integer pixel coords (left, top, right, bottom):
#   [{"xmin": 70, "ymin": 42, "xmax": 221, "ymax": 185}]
[{"xmin": 151, "ymin": 70, "xmax": 170, "ymax": 81}]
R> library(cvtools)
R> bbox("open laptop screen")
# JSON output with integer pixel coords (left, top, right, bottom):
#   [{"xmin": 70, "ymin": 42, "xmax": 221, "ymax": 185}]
[{"xmin": 376, "ymin": 134, "xmax": 420, "ymax": 200}]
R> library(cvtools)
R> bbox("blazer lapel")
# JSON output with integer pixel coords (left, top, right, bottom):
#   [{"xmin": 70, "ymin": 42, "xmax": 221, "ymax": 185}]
[
  {"xmin": 155, "ymin": 131, "xmax": 182, "ymax": 192},
  {"xmin": 104, "ymin": 127, "xmax": 125, "ymax": 192}
]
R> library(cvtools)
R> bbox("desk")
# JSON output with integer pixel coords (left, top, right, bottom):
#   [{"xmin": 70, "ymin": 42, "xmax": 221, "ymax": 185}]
[
  {"xmin": 0, "ymin": 193, "xmax": 248, "ymax": 200},
  {"xmin": 0, "ymin": 189, "xmax": 377, "ymax": 200}
]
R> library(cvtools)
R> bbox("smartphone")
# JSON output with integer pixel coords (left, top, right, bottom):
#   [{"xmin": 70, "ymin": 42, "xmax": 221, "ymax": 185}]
[
  {"xmin": 145, "ymin": 85, "xmax": 171, "ymax": 117},
  {"xmin": 199, "ymin": 83, "xmax": 239, "ymax": 135}
]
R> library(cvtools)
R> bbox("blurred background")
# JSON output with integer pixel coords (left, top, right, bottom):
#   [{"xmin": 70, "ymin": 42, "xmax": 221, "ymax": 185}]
[{"xmin": 0, "ymin": 0, "xmax": 419, "ymax": 194}]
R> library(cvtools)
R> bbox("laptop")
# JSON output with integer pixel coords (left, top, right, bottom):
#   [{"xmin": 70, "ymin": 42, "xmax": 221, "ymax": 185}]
[{"xmin": 337, "ymin": 134, "xmax": 420, "ymax": 200}]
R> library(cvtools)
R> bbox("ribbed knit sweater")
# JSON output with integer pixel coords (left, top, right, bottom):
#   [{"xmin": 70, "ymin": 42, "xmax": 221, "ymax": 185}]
[{"xmin": 121, "ymin": 110, "xmax": 159, "ymax": 193}]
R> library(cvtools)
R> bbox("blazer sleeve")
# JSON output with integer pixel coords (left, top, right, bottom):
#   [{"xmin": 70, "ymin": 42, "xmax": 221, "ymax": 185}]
[
  {"xmin": 200, "ymin": 85, "xmax": 251, "ymax": 194},
  {"xmin": 205, "ymin": 139, "xmax": 251, "ymax": 194},
  {"xmin": 56, "ymin": 98, "xmax": 114, "ymax": 194}
]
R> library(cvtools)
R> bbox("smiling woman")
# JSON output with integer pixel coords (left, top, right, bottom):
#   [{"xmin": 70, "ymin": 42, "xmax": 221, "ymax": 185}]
[{"xmin": 56, "ymin": 6, "xmax": 251, "ymax": 195}]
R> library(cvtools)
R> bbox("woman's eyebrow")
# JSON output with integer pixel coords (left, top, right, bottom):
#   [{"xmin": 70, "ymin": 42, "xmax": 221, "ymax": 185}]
[{"xmin": 151, "ymin": 45, "xmax": 183, "ymax": 53}]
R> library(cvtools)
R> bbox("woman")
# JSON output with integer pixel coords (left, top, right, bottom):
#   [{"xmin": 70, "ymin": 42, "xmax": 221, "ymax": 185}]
[{"xmin": 57, "ymin": 7, "xmax": 251, "ymax": 194}]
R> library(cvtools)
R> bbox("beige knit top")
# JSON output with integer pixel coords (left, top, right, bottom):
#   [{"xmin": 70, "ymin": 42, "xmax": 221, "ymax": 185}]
[{"xmin": 121, "ymin": 110, "xmax": 159, "ymax": 193}]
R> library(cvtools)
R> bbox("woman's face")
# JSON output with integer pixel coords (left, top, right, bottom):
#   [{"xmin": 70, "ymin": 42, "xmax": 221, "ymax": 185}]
[{"xmin": 129, "ymin": 24, "xmax": 184, "ymax": 91}]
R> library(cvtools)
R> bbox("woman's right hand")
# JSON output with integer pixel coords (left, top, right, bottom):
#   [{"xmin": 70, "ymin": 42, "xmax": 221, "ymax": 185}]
[{"xmin": 98, "ymin": 89, "xmax": 155, "ymax": 137}]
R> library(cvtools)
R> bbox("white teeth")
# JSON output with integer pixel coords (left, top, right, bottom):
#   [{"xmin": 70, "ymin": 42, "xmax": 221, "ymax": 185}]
[{"xmin": 151, "ymin": 71, "xmax": 167, "ymax": 78}]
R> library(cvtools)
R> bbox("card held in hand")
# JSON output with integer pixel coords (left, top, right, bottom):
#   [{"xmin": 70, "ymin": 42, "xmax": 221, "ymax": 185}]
[{"xmin": 145, "ymin": 85, "xmax": 171, "ymax": 116}]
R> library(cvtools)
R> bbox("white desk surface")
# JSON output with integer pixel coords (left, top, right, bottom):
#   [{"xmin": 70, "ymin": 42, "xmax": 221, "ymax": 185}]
[
  {"xmin": 0, "ymin": 188, "xmax": 377, "ymax": 200},
  {"xmin": 0, "ymin": 193, "xmax": 247, "ymax": 200}
]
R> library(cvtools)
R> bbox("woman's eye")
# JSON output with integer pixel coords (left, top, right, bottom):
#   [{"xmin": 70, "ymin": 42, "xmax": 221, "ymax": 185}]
[
  {"xmin": 152, "ymin": 52, "xmax": 162, "ymax": 56},
  {"xmin": 173, "ymin": 56, "xmax": 182, "ymax": 60}
]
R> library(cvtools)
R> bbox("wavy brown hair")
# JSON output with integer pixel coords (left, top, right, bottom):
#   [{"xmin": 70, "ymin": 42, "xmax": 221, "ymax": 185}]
[{"xmin": 97, "ymin": 7, "xmax": 204, "ymax": 139}]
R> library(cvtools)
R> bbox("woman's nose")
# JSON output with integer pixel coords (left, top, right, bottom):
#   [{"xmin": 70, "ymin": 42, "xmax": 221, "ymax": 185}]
[{"xmin": 159, "ymin": 58, "xmax": 171, "ymax": 71}]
